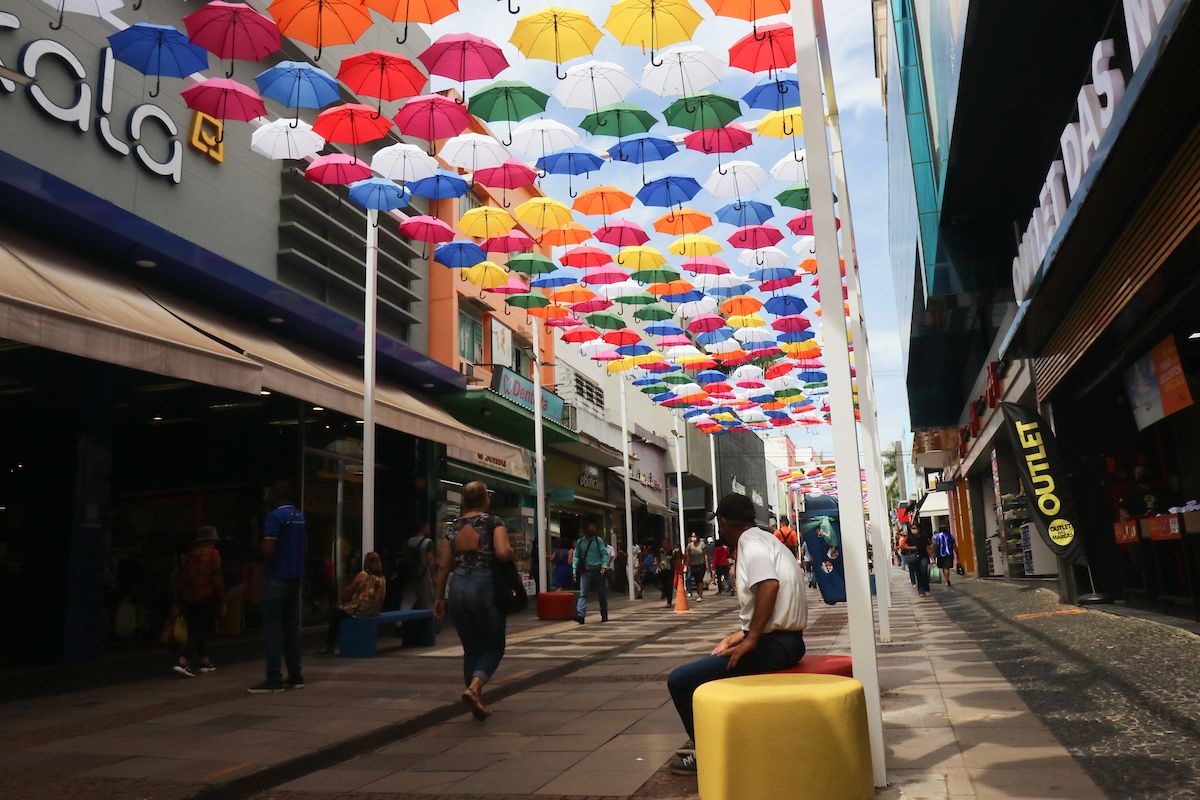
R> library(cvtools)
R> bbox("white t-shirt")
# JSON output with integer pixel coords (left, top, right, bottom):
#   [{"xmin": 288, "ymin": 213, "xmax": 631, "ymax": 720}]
[{"xmin": 735, "ymin": 527, "xmax": 808, "ymax": 634}]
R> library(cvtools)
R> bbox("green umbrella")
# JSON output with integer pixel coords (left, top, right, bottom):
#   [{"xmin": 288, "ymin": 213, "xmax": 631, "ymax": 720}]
[
  {"xmin": 661, "ymin": 373, "xmax": 692, "ymax": 385},
  {"xmin": 630, "ymin": 268, "xmax": 681, "ymax": 283},
  {"xmin": 468, "ymin": 81, "xmax": 551, "ymax": 146},
  {"xmin": 633, "ymin": 303, "xmax": 674, "ymax": 321},
  {"xmin": 506, "ymin": 253, "xmax": 555, "ymax": 275},
  {"xmin": 640, "ymin": 383, "xmax": 668, "ymax": 394},
  {"xmin": 580, "ymin": 102, "xmax": 657, "ymax": 138},
  {"xmin": 586, "ymin": 311, "xmax": 626, "ymax": 330},
  {"xmin": 507, "ymin": 292, "xmax": 550, "ymax": 308},
  {"xmin": 613, "ymin": 291, "xmax": 658, "ymax": 305},
  {"xmin": 775, "ymin": 184, "xmax": 811, "ymax": 210},
  {"xmin": 663, "ymin": 92, "xmax": 742, "ymax": 132},
  {"xmin": 774, "ymin": 386, "xmax": 804, "ymax": 399}
]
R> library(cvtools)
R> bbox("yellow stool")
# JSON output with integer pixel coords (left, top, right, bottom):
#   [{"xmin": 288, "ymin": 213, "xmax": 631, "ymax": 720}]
[{"xmin": 693, "ymin": 674, "xmax": 872, "ymax": 800}]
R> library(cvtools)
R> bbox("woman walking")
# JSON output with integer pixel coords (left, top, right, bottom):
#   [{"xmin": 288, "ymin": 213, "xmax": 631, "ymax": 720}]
[
  {"xmin": 316, "ymin": 552, "xmax": 387, "ymax": 655},
  {"xmin": 433, "ymin": 481, "xmax": 514, "ymax": 721},
  {"xmin": 172, "ymin": 527, "xmax": 225, "ymax": 677},
  {"xmin": 686, "ymin": 535, "xmax": 709, "ymax": 601},
  {"xmin": 549, "ymin": 537, "xmax": 574, "ymax": 590}
]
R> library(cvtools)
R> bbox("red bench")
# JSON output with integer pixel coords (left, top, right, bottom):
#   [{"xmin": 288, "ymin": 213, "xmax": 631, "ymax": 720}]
[
  {"xmin": 537, "ymin": 591, "xmax": 577, "ymax": 620},
  {"xmin": 772, "ymin": 654, "xmax": 853, "ymax": 677}
]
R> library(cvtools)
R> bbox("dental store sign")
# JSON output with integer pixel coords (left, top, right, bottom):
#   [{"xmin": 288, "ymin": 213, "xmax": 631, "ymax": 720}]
[
  {"xmin": 1011, "ymin": 0, "xmax": 1172, "ymax": 302},
  {"xmin": 1, "ymin": 11, "xmax": 183, "ymax": 183}
]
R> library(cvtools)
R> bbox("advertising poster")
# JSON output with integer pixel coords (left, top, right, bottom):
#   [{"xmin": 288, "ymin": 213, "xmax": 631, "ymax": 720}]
[{"xmin": 1124, "ymin": 335, "xmax": 1194, "ymax": 431}]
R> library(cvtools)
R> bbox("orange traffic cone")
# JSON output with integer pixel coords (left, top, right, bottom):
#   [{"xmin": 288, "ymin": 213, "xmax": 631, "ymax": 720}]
[{"xmin": 673, "ymin": 570, "xmax": 690, "ymax": 613}]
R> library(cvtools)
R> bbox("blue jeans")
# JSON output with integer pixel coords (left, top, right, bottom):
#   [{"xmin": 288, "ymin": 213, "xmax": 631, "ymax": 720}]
[
  {"xmin": 912, "ymin": 555, "xmax": 931, "ymax": 593},
  {"xmin": 448, "ymin": 568, "xmax": 506, "ymax": 685},
  {"xmin": 262, "ymin": 577, "xmax": 302, "ymax": 684},
  {"xmin": 668, "ymin": 629, "xmax": 806, "ymax": 740},
  {"xmin": 577, "ymin": 569, "xmax": 608, "ymax": 620}
]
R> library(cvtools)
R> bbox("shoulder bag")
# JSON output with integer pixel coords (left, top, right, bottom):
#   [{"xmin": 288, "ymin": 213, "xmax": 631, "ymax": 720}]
[{"xmin": 473, "ymin": 515, "xmax": 527, "ymax": 615}]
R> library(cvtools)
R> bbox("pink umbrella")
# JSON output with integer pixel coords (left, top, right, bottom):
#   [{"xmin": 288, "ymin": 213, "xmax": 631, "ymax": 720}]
[
  {"xmin": 393, "ymin": 94, "xmax": 471, "ymax": 154},
  {"xmin": 787, "ymin": 210, "xmax": 841, "ymax": 236},
  {"xmin": 483, "ymin": 231, "xmax": 534, "ymax": 253},
  {"xmin": 683, "ymin": 123, "xmax": 754, "ymax": 174},
  {"xmin": 657, "ymin": 334, "xmax": 692, "ymax": 346},
  {"xmin": 305, "ymin": 153, "xmax": 372, "ymax": 185},
  {"xmin": 681, "ymin": 256, "xmax": 730, "ymax": 275},
  {"xmin": 181, "ymin": 78, "xmax": 266, "ymax": 140},
  {"xmin": 760, "ymin": 275, "xmax": 802, "ymax": 291},
  {"xmin": 728, "ymin": 224, "xmax": 784, "ymax": 250},
  {"xmin": 581, "ymin": 266, "xmax": 630, "ymax": 285},
  {"xmin": 399, "ymin": 214, "xmax": 453, "ymax": 257},
  {"xmin": 487, "ymin": 275, "xmax": 529, "ymax": 295},
  {"xmin": 571, "ymin": 297, "xmax": 614, "ymax": 313},
  {"xmin": 545, "ymin": 314, "xmax": 584, "ymax": 328},
  {"xmin": 184, "ymin": 1, "xmax": 281, "ymax": 78},
  {"xmin": 474, "ymin": 158, "xmax": 537, "ymax": 208},
  {"xmin": 688, "ymin": 313, "xmax": 727, "ymax": 333},
  {"xmin": 418, "ymin": 34, "xmax": 508, "ymax": 103},
  {"xmin": 770, "ymin": 315, "xmax": 811, "ymax": 333},
  {"xmin": 594, "ymin": 220, "xmax": 649, "ymax": 247},
  {"xmin": 563, "ymin": 246, "xmax": 615, "ymax": 269},
  {"xmin": 642, "ymin": 360, "xmax": 674, "ymax": 372},
  {"xmin": 590, "ymin": 349, "xmax": 622, "ymax": 362}
]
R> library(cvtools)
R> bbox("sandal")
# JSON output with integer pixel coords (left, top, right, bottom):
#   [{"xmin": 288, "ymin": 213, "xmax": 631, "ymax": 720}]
[{"xmin": 461, "ymin": 688, "xmax": 491, "ymax": 721}]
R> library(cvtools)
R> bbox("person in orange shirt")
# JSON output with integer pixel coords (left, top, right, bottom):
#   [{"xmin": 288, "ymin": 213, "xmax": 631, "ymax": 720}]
[{"xmin": 773, "ymin": 517, "xmax": 800, "ymax": 558}]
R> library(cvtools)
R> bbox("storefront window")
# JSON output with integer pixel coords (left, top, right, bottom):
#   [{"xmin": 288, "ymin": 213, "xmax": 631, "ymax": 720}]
[{"xmin": 458, "ymin": 308, "xmax": 484, "ymax": 364}]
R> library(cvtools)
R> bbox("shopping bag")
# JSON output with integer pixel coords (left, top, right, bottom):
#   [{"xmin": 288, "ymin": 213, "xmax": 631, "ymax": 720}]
[
  {"xmin": 160, "ymin": 613, "xmax": 188, "ymax": 648},
  {"xmin": 928, "ymin": 565, "xmax": 943, "ymax": 585},
  {"xmin": 702, "ymin": 571, "xmax": 712, "ymax": 588}
]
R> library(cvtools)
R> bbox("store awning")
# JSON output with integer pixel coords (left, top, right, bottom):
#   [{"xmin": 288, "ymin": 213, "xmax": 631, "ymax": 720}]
[
  {"xmin": 444, "ymin": 460, "xmax": 532, "ymax": 495},
  {"xmin": 0, "ymin": 228, "xmax": 262, "ymax": 395},
  {"xmin": 440, "ymin": 388, "xmax": 579, "ymax": 450},
  {"xmin": 617, "ymin": 476, "xmax": 675, "ymax": 517},
  {"xmin": 149, "ymin": 294, "xmax": 524, "ymax": 465},
  {"xmin": 916, "ymin": 491, "xmax": 951, "ymax": 518}
]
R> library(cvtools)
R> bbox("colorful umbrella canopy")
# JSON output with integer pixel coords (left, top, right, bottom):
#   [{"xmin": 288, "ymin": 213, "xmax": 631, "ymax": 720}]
[
  {"xmin": 728, "ymin": 22, "xmax": 795, "ymax": 75},
  {"xmin": 348, "ymin": 177, "xmax": 411, "ymax": 211},
  {"xmin": 536, "ymin": 147, "xmax": 605, "ymax": 197},
  {"xmin": 595, "ymin": 220, "xmax": 649, "ymax": 247},
  {"xmin": 184, "ymin": 1, "xmax": 280, "ymax": 77},
  {"xmin": 654, "ymin": 208, "xmax": 711, "ymax": 235},
  {"xmin": 787, "ymin": 210, "xmax": 840, "ymax": 236},
  {"xmin": 775, "ymin": 184, "xmax": 812, "ymax": 210},
  {"xmin": 399, "ymin": 215, "xmax": 454, "ymax": 253},
  {"xmin": 267, "ymin": 0, "xmax": 373, "ymax": 61},
  {"xmin": 181, "ymin": 77, "xmax": 266, "ymax": 134},
  {"xmin": 573, "ymin": 185, "xmax": 634, "ymax": 218},
  {"xmin": 509, "ymin": 7, "xmax": 603, "ymax": 79},
  {"xmin": 604, "ymin": 0, "xmax": 703, "ymax": 66},
  {"xmin": 474, "ymin": 158, "xmax": 538, "ymax": 207},
  {"xmin": 507, "ymin": 253, "xmax": 556, "ymax": 274},
  {"xmin": 44, "ymin": 0, "xmax": 123, "ymax": 33},
  {"xmin": 715, "ymin": 199, "xmax": 774, "ymax": 226},
  {"xmin": 468, "ymin": 81, "xmax": 550, "ymax": 146},
  {"xmin": 255, "ymin": 61, "xmax": 339, "ymax": 122},
  {"xmin": 742, "ymin": 72, "xmax": 800, "ymax": 111},
  {"xmin": 581, "ymin": 102, "xmax": 657, "ymax": 138},
  {"xmin": 662, "ymin": 91, "xmax": 741, "ymax": 131},
  {"xmin": 727, "ymin": 224, "xmax": 783, "ymax": 250},
  {"xmin": 507, "ymin": 292, "xmax": 552, "ymax": 309},
  {"xmin": 463, "ymin": 261, "xmax": 510, "ymax": 289},
  {"xmin": 553, "ymin": 60, "xmax": 636, "ymax": 112},
  {"xmin": 418, "ymin": 33, "xmax": 508, "ymax": 100},
  {"xmin": 392, "ymin": 94, "xmax": 471, "ymax": 152},
  {"xmin": 510, "ymin": 118, "xmax": 581, "ymax": 159},
  {"xmin": 108, "ymin": 23, "xmax": 208, "ymax": 98},
  {"xmin": 337, "ymin": 51, "xmax": 425, "ymax": 113},
  {"xmin": 539, "ymin": 222, "xmax": 592, "ymax": 246},
  {"xmin": 304, "ymin": 153, "xmax": 372, "ymax": 185},
  {"xmin": 313, "ymin": 103, "xmax": 393, "ymax": 152},
  {"xmin": 483, "ymin": 230, "xmax": 535, "ymax": 253},
  {"xmin": 617, "ymin": 245, "xmax": 667, "ymax": 270},
  {"xmin": 607, "ymin": 135, "xmax": 678, "ymax": 184},
  {"xmin": 551, "ymin": 284, "xmax": 597, "ymax": 304},
  {"xmin": 641, "ymin": 44, "xmax": 723, "ymax": 98},
  {"xmin": 365, "ymin": 0, "xmax": 458, "ymax": 45},
  {"xmin": 409, "ymin": 170, "xmax": 471, "ymax": 198},
  {"xmin": 703, "ymin": 160, "xmax": 768, "ymax": 199},
  {"xmin": 250, "ymin": 118, "xmax": 325, "ymax": 159},
  {"xmin": 434, "ymin": 241, "xmax": 487, "ymax": 268},
  {"xmin": 565, "ymin": 247, "xmax": 617, "ymax": 268},
  {"xmin": 489, "ymin": 275, "xmax": 532, "ymax": 295},
  {"xmin": 514, "ymin": 197, "xmax": 574, "ymax": 230},
  {"xmin": 637, "ymin": 175, "xmax": 701, "ymax": 208},
  {"xmin": 458, "ymin": 206, "xmax": 517, "ymax": 238},
  {"xmin": 668, "ymin": 234, "xmax": 721, "ymax": 257},
  {"xmin": 704, "ymin": 0, "xmax": 788, "ymax": 33},
  {"xmin": 372, "ymin": 142, "xmax": 439, "ymax": 183},
  {"xmin": 441, "ymin": 132, "xmax": 509, "ymax": 173}
]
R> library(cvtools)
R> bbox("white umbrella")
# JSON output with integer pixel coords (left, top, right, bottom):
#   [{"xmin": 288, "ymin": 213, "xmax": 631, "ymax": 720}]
[
  {"xmin": 440, "ymin": 132, "xmax": 508, "ymax": 173},
  {"xmin": 580, "ymin": 340, "xmax": 614, "ymax": 357},
  {"xmin": 596, "ymin": 279, "xmax": 642, "ymax": 299},
  {"xmin": 792, "ymin": 235, "xmax": 816, "ymax": 256},
  {"xmin": 771, "ymin": 150, "xmax": 807, "ymax": 182},
  {"xmin": 704, "ymin": 338, "xmax": 742, "ymax": 354},
  {"xmin": 251, "ymin": 119, "xmax": 325, "ymax": 160},
  {"xmin": 692, "ymin": 272, "xmax": 744, "ymax": 293},
  {"xmin": 554, "ymin": 60, "xmax": 635, "ymax": 111},
  {"xmin": 510, "ymin": 118, "xmax": 581, "ymax": 159},
  {"xmin": 641, "ymin": 45, "xmax": 723, "ymax": 98},
  {"xmin": 663, "ymin": 345, "xmax": 703, "ymax": 359},
  {"xmin": 43, "ymin": 0, "xmax": 123, "ymax": 29},
  {"xmin": 735, "ymin": 327, "xmax": 777, "ymax": 344},
  {"xmin": 738, "ymin": 247, "xmax": 789, "ymax": 269},
  {"xmin": 372, "ymin": 143, "xmax": 438, "ymax": 183},
  {"xmin": 704, "ymin": 161, "xmax": 768, "ymax": 197},
  {"xmin": 674, "ymin": 296, "xmax": 718, "ymax": 317},
  {"xmin": 731, "ymin": 364, "xmax": 766, "ymax": 387}
]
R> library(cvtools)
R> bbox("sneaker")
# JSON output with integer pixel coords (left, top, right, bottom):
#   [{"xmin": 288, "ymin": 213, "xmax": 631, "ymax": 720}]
[
  {"xmin": 600, "ymin": 615, "xmax": 608, "ymax": 623},
  {"xmin": 247, "ymin": 680, "xmax": 284, "ymax": 694},
  {"xmin": 675, "ymin": 739, "xmax": 695, "ymax": 757},
  {"xmin": 198, "ymin": 664, "xmax": 217, "ymax": 674},
  {"xmin": 574, "ymin": 615, "xmax": 585, "ymax": 624},
  {"xmin": 669, "ymin": 753, "xmax": 698, "ymax": 775},
  {"xmin": 285, "ymin": 676, "xmax": 305, "ymax": 690},
  {"xmin": 172, "ymin": 664, "xmax": 195, "ymax": 678},
  {"xmin": 695, "ymin": 595, "xmax": 702, "ymax": 602}
]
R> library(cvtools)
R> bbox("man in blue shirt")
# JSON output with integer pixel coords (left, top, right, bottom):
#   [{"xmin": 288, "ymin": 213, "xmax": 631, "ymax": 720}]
[
  {"xmin": 249, "ymin": 481, "xmax": 307, "ymax": 693},
  {"xmin": 572, "ymin": 523, "xmax": 609, "ymax": 624}
]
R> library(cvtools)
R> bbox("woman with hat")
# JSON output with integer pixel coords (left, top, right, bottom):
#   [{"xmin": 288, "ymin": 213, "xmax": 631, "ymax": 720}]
[{"xmin": 173, "ymin": 526, "xmax": 226, "ymax": 677}]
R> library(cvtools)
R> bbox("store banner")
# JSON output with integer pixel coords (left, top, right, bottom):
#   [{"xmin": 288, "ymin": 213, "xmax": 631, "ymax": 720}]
[
  {"xmin": 1123, "ymin": 335, "xmax": 1194, "ymax": 431},
  {"xmin": 999, "ymin": 403, "xmax": 1088, "ymax": 565}
]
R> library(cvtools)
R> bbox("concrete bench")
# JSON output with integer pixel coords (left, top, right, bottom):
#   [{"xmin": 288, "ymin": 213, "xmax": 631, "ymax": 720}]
[
  {"xmin": 694, "ymin": 674, "xmax": 872, "ymax": 800},
  {"xmin": 537, "ymin": 591, "xmax": 577, "ymax": 620},
  {"xmin": 338, "ymin": 609, "xmax": 436, "ymax": 658}
]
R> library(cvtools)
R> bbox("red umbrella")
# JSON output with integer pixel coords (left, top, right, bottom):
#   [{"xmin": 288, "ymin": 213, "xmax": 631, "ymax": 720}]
[
  {"xmin": 474, "ymin": 158, "xmax": 537, "ymax": 207},
  {"xmin": 787, "ymin": 210, "xmax": 841, "ymax": 236},
  {"xmin": 727, "ymin": 224, "xmax": 783, "ymax": 250},
  {"xmin": 764, "ymin": 362, "xmax": 794, "ymax": 379},
  {"xmin": 760, "ymin": 275, "xmax": 802, "ymax": 292},
  {"xmin": 595, "ymin": 220, "xmax": 649, "ymax": 247},
  {"xmin": 483, "ymin": 231, "xmax": 534, "ymax": 253},
  {"xmin": 572, "ymin": 297, "xmax": 614, "ymax": 313},
  {"xmin": 688, "ymin": 313, "xmax": 727, "ymax": 333},
  {"xmin": 181, "ymin": 77, "xmax": 265, "ymax": 141},
  {"xmin": 305, "ymin": 153, "xmax": 372, "ymax": 185},
  {"xmin": 418, "ymin": 34, "xmax": 508, "ymax": 102},
  {"xmin": 562, "ymin": 327, "xmax": 600, "ymax": 343},
  {"xmin": 728, "ymin": 23, "xmax": 796, "ymax": 76},
  {"xmin": 313, "ymin": 102, "xmax": 392, "ymax": 160},
  {"xmin": 681, "ymin": 256, "xmax": 730, "ymax": 275},
  {"xmin": 399, "ymin": 214, "xmax": 453, "ymax": 257},
  {"xmin": 184, "ymin": 1, "xmax": 281, "ymax": 77},
  {"xmin": 683, "ymin": 123, "xmax": 753, "ymax": 174},
  {"xmin": 563, "ymin": 246, "xmax": 615, "ymax": 269},
  {"xmin": 581, "ymin": 266, "xmax": 631, "ymax": 285},
  {"xmin": 337, "ymin": 51, "xmax": 426, "ymax": 114},
  {"xmin": 393, "ymin": 94, "xmax": 471, "ymax": 153}
]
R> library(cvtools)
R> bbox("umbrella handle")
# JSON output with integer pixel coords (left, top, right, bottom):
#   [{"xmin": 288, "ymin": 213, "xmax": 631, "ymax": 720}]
[
  {"xmin": 776, "ymin": 79, "xmax": 789, "ymax": 95},
  {"xmin": 753, "ymin": 23, "xmax": 768, "ymax": 42},
  {"xmin": 756, "ymin": 251, "xmax": 765, "ymax": 266},
  {"xmin": 132, "ymin": 0, "xmax": 142, "ymax": 9},
  {"xmin": 149, "ymin": 74, "xmax": 161, "ymax": 99},
  {"xmin": 649, "ymin": 50, "xmax": 664, "ymax": 68},
  {"xmin": 783, "ymin": 118, "xmax": 794, "ymax": 137},
  {"xmin": 556, "ymin": 63, "xmax": 567, "ymax": 80},
  {"xmin": 683, "ymin": 99, "xmax": 697, "ymax": 115},
  {"xmin": 503, "ymin": 0, "xmax": 520, "ymax": 14},
  {"xmin": 50, "ymin": 1, "xmax": 63, "ymax": 29},
  {"xmin": 503, "ymin": 303, "xmax": 512, "ymax": 316}
]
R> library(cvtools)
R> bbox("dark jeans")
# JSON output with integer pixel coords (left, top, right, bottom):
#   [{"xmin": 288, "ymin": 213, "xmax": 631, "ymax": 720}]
[
  {"xmin": 325, "ymin": 608, "xmax": 351, "ymax": 651},
  {"xmin": 667, "ymin": 629, "xmax": 806, "ymax": 741},
  {"xmin": 577, "ymin": 569, "xmax": 608, "ymax": 620},
  {"xmin": 262, "ymin": 577, "xmax": 302, "ymax": 684},
  {"xmin": 659, "ymin": 570, "xmax": 674, "ymax": 601},
  {"xmin": 448, "ymin": 568, "xmax": 506, "ymax": 685},
  {"xmin": 911, "ymin": 556, "xmax": 931, "ymax": 593},
  {"xmin": 180, "ymin": 597, "xmax": 216, "ymax": 664}
]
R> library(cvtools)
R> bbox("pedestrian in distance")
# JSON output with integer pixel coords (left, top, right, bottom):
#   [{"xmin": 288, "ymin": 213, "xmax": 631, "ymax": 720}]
[
  {"xmin": 932, "ymin": 528, "xmax": 957, "ymax": 587},
  {"xmin": 549, "ymin": 536, "xmax": 574, "ymax": 590},
  {"xmin": 667, "ymin": 494, "xmax": 808, "ymax": 775},
  {"xmin": 898, "ymin": 528, "xmax": 916, "ymax": 586},
  {"xmin": 711, "ymin": 538, "xmax": 732, "ymax": 595},
  {"xmin": 433, "ymin": 480, "xmax": 514, "ymax": 721},
  {"xmin": 773, "ymin": 516, "xmax": 800, "ymax": 558},
  {"xmin": 249, "ymin": 482, "xmax": 307, "ymax": 693},
  {"xmin": 686, "ymin": 534, "xmax": 709, "ymax": 601},
  {"xmin": 901, "ymin": 524, "xmax": 933, "ymax": 596},
  {"xmin": 172, "ymin": 526, "xmax": 225, "ymax": 678},
  {"xmin": 641, "ymin": 545, "xmax": 658, "ymax": 599},
  {"xmin": 573, "ymin": 522, "xmax": 610, "ymax": 623},
  {"xmin": 316, "ymin": 552, "xmax": 387, "ymax": 655},
  {"xmin": 397, "ymin": 523, "xmax": 436, "ymax": 610},
  {"xmin": 605, "ymin": 539, "xmax": 617, "ymax": 590}
]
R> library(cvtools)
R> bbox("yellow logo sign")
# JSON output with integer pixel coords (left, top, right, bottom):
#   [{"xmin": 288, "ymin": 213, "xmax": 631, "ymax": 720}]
[
  {"xmin": 1048, "ymin": 519, "xmax": 1075, "ymax": 547},
  {"xmin": 189, "ymin": 112, "xmax": 224, "ymax": 163}
]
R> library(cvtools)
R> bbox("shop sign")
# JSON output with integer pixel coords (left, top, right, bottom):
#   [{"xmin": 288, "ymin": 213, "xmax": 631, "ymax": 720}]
[
  {"xmin": 731, "ymin": 478, "xmax": 746, "ymax": 495},
  {"xmin": 1000, "ymin": 403, "xmax": 1089, "ymax": 564},
  {"xmin": 491, "ymin": 366, "xmax": 564, "ymax": 424},
  {"xmin": 189, "ymin": 112, "xmax": 223, "ymax": 163},
  {"xmin": 630, "ymin": 467, "xmax": 664, "ymax": 492},
  {"xmin": 1011, "ymin": 0, "xmax": 1172, "ymax": 302},
  {"xmin": 490, "ymin": 322, "xmax": 513, "ymax": 369},
  {"xmin": 546, "ymin": 454, "xmax": 606, "ymax": 498},
  {"xmin": 1, "ymin": 12, "xmax": 183, "ymax": 183},
  {"xmin": 1123, "ymin": 335, "xmax": 1194, "ymax": 431},
  {"xmin": 445, "ymin": 443, "xmax": 531, "ymax": 481},
  {"xmin": 579, "ymin": 463, "xmax": 603, "ymax": 492},
  {"xmin": 1140, "ymin": 514, "xmax": 1182, "ymax": 541},
  {"xmin": 1113, "ymin": 519, "xmax": 1139, "ymax": 544}
]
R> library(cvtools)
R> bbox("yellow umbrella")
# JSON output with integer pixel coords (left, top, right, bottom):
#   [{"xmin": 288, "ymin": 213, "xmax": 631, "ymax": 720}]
[
  {"xmin": 607, "ymin": 357, "xmax": 637, "ymax": 373},
  {"xmin": 726, "ymin": 313, "xmax": 766, "ymax": 328},
  {"xmin": 633, "ymin": 352, "xmax": 665, "ymax": 366},
  {"xmin": 514, "ymin": 197, "xmax": 574, "ymax": 229},
  {"xmin": 604, "ymin": 0, "xmax": 701, "ymax": 65},
  {"xmin": 756, "ymin": 106, "xmax": 804, "ymax": 138},
  {"xmin": 463, "ymin": 261, "xmax": 510, "ymax": 289},
  {"xmin": 510, "ymin": 7, "xmax": 603, "ymax": 79},
  {"xmin": 668, "ymin": 234, "xmax": 721, "ymax": 257},
  {"xmin": 458, "ymin": 206, "xmax": 517, "ymax": 239},
  {"xmin": 616, "ymin": 245, "xmax": 666, "ymax": 269},
  {"xmin": 550, "ymin": 284, "xmax": 596, "ymax": 304}
]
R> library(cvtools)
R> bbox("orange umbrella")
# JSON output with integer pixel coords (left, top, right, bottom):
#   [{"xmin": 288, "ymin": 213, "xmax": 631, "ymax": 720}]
[
  {"xmin": 550, "ymin": 284, "xmax": 597, "ymax": 304},
  {"xmin": 653, "ymin": 207, "xmax": 711, "ymax": 235},
  {"xmin": 647, "ymin": 279, "xmax": 695, "ymax": 295},
  {"xmin": 720, "ymin": 295, "xmax": 762, "ymax": 315},
  {"xmin": 268, "ymin": 0, "xmax": 373, "ymax": 60},
  {"xmin": 539, "ymin": 222, "xmax": 592, "ymax": 246},
  {"xmin": 528, "ymin": 303, "xmax": 571, "ymax": 319},
  {"xmin": 704, "ymin": 0, "xmax": 788, "ymax": 37},
  {"xmin": 573, "ymin": 185, "xmax": 634, "ymax": 218},
  {"xmin": 798, "ymin": 257, "xmax": 817, "ymax": 273},
  {"xmin": 366, "ymin": 0, "xmax": 459, "ymax": 45}
]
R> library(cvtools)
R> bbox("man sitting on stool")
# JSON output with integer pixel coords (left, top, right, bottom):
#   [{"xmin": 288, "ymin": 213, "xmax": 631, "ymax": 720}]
[{"xmin": 666, "ymin": 493, "xmax": 808, "ymax": 775}]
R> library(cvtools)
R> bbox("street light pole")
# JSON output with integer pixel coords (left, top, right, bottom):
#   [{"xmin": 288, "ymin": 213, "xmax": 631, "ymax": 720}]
[
  {"xmin": 618, "ymin": 379, "xmax": 635, "ymax": 600},
  {"xmin": 673, "ymin": 413, "xmax": 687, "ymax": 552},
  {"xmin": 362, "ymin": 208, "xmax": 378, "ymax": 556},
  {"xmin": 532, "ymin": 317, "xmax": 547, "ymax": 596},
  {"xmin": 708, "ymin": 434, "xmax": 719, "ymax": 540}
]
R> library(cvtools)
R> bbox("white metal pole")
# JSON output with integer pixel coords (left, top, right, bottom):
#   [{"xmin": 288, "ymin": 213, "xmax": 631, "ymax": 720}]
[
  {"xmin": 708, "ymin": 434, "xmax": 719, "ymax": 540},
  {"xmin": 362, "ymin": 208, "xmax": 379, "ymax": 556},
  {"xmin": 814, "ymin": 12, "xmax": 893, "ymax": 638},
  {"xmin": 532, "ymin": 318, "xmax": 547, "ymax": 596},
  {"xmin": 794, "ymin": 0, "xmax": 886, "ymax": 786},
  {"xmin": 618, "ymin": 380, "xmax": 635, "ymax": 600},
  {"xmin": 673, "ymin": 413, "xmax": 687, "ymax": 553}
]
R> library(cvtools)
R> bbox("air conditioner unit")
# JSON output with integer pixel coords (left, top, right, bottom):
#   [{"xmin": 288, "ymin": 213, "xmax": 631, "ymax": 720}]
[{"xmin": 459, "ymin": 362, "xmax": 476, "ymax": 379}]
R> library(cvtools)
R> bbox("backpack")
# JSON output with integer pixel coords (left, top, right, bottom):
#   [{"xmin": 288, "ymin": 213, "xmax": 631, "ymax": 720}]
[{"xmin": 395, "ymin": 537, "xmax": 430, "ymax": 582}]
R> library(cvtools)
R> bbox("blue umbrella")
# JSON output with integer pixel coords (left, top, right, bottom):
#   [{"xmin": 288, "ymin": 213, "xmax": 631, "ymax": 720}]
[
  {"xmin": 749, "ymin": 390, "xmax": 776, "ymax": 403},
  {"xmin": 682, "ymin": 408, "xmax": 708, "ymax": 419},
  {"xmin": 705, "ymin": 283, "xmax": 751, "ymax": 298},
  {"xmin": 633, "ymin": 375, "xmax": 663, "ymax": 386},
  {"xmin": 434, "ymin": 241, "xmax": 486, "ymax": 268},
  {"xmin": 764, "ymin": 295, "xmax": 809, "ymax": 316},
  {"xmin": 778, "ymin": 330, "xmax": 815, "ymax": 343},
  {"xmin": 537, "ymin": 147, "xmax": 605, "ymax": 198},
  {"xmin": 607, "ymin": 135, "xmax": 678, "ymax": 184},
  {"xmin": 107, "ymin": 24, "xmax": 208, "ymax": 98},
  {"xmin": 617, "ymin": 343, "xmax": 653, "ymax": 356},
  {"xmin": 255, "ymin": 61, "xmax": 340, "ymax": 124},
  {"xmin": 696, "ymin": 327, "xmax": 734, "ymax": 346},
  {"xmin": 742, "ymin": 73, "xmax": 800, "ymax": 111},
  {"xmin": 715, "ymin": 200, "xmax": 774, "ymax": 227},
  {"xmin": 750, "ymin": 266, "xmax": 794, "ymax": 281},
  {"xmin": 349, "ymin": 178, "xmax": 411, "ymax": 213},
  {"xmin": 662, "ymin": 290, "xmax": 707, "ymax": 304},
  {"xmin": 410, "ymin": 171, "xmax": 471, "ymax": 200},
  {"xmin": 530, "ymin": 270, "xmax": 577, "ymax": 289},
  {"xmin": 796, "ymin": 371, "xmax": 828, "ymax": 382},
  {"xmin": 637, "ymin": 176, "xmax": 701, "ymax": 209},
  {"xmin": 652, "ymin": 391, "xmax": 678, "ymax": 403},
  {"xmin": 696, "ymin": 369, "xmax": 726, "ymax": 384},
  {"xmin": 645, "ymin": 322, "xmax": 684, "ymax": 336}
]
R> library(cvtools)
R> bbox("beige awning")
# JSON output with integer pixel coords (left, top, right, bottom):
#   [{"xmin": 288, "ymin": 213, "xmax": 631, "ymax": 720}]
[
  {"xmin": 151, "ymin": 294, "xmax": 525, "ymax": 464},
  {"xmin": 0, "ymin": 229, "xmax": 262, "ymax": 395}
]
